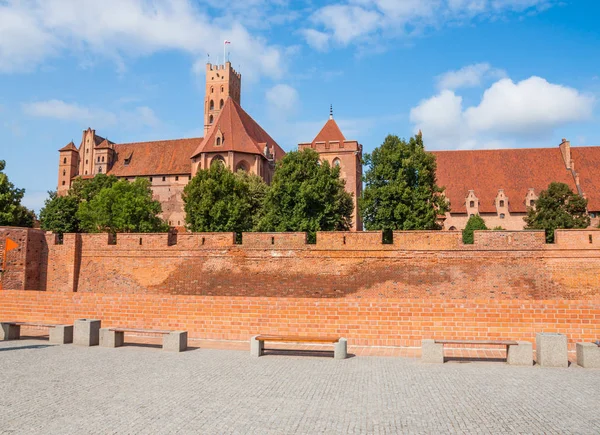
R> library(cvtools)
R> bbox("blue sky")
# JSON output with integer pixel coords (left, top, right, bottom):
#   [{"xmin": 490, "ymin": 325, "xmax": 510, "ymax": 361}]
[{"xmin": 1, "ymin": 0, "xmax": 599, "ymax": 212}]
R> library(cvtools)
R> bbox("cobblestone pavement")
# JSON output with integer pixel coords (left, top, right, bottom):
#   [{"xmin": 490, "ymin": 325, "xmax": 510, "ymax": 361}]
[{"xmin": 1, "ymin": 338, "xmax": 598, "ymax": 435}]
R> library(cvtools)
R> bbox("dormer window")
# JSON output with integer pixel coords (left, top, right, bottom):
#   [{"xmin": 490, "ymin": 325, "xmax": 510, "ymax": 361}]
[
  {"xmin": 499, "ymin": 200, "xmax": 505, "ymax": 207},
  {"xmin": 530, "ymin": 200, "xmax": 535, "ymax": 207},
  {"xmin": 470, "ymin": 201, "xmax": 475, "ymax": 208},
  {"xmin": 124, "ymin": 152, "xmax": 132, "ymax": 166},
  {"xmin": 216, "ymin": 137, "xmax": 221, "ymax": 146}
]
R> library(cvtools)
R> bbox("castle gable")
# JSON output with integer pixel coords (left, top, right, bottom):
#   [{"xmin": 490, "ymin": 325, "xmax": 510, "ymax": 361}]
[
  {"xmin": 191, "ymin": 97, "xmax": 284, "ymax": 159},
  {"xmin": 312, "ymin": 118, "xmax": 346, "ymax": 145}
]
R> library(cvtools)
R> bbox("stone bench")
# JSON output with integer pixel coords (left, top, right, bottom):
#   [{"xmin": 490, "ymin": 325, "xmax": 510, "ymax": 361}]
[
  {"xmin": 251, "ymin": 335, "xmax": 347, "ymax": 359},
  {"xmin": 1, "ymin": 321, "xmax": 73, "ymax": 344},
  {"xmin": 536, "ymin": 333, "xmax": 568, "ymax": 368},
  {"xmin": 100, "ymin": 327, "xmax": 187, "ymax": 352},
  {"xmin": 576, "ymin": 342, "xmax": 600, "ymax": 368},
  {"xmin": 422, "ymin": 339, "xmax": 532, "ymax": 365}
]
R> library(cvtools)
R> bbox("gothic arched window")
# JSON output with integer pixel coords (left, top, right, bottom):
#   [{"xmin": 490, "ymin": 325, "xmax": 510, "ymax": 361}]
[
  {"xmin": 332, "ymin": 158, "xmax": 341, "ymax": 168},
  {"xmin": 209, "ymin": 115, "xmax": 214, "ymax": 124},
  {"xmin": 211, "ymin": 155, "xmax": 225, "ymax": 167},
  {"xmin": 209, "ymin": 100, "xmax": 214, "ymax": 110},
  {"xmin": 63, "ymin": 157, "xmax": 67, "ymax": 164},
  {"xmin": 216, "ymin": 137, "xmax": 221, "ymax": 146},
  {"xmin": 220, "ymin": 99, "xmax": 224, "ymax": 109}
]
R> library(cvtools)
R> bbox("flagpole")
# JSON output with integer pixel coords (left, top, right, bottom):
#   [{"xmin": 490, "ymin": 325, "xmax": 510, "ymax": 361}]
[{"xmin": 223, "ymin": 42, "xmax": 226, "ymax": 64}]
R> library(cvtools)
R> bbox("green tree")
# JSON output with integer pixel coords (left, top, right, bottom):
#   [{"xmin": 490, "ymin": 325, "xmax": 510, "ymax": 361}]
[
  {"xmin": 525, "ymin": 182, "xmax": 590, "ymax": 243},
  {"xmin": 70, "ymin": 174, "xmax": 118, "ymax": 202},
  {"xmin": 462, "ymin": 214, "xmax": 488, "ymax": 244},
  {"xmin": 0, "ymin": 160, "xmax": 35, "ymax": 227},
  {"xmin": 258, "ymin": 148, "xmax": 353, "ymax": 241},
  {"xmin": 360, "ymin": 133, "xmax": 449, "ymax": 235},
  {"xmin": 236, "ymin": 170, "xmax": 269, "ymax": 230},
  {"xmin": 77, "ymin": 178, "xmax": 168, "ymax": 233},
  {"xmin": 39, "ymin": 191, "xmax": 80, "ymax": 234},
  {"xmin": 183, "ymin": 163, "xmax": 262, "ymax": 234}
]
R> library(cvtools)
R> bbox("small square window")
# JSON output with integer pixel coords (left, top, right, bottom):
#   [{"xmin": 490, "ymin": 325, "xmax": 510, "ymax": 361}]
[
  {"xmin": 162, "ymin": 176, "xmax": 166, "ymax": 182},
  {"xmin": 499, "ymin": 213, "xmax": 505, "ymax": 219},
  {"xmin": 175, "ymin": 176, "xmax": 179, "ymax": 181}
]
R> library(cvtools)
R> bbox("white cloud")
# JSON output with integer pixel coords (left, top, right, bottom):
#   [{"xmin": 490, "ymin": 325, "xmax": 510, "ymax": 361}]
[
  {"xmin": 22, "ymin": 99, "xmax": 161, "ymax": 130},
  {"xmin": 302, "ymin": 29, "xmax": 330, "ymax": 52},
  {"xmin": 410, "ymin": 75, "xmax": 595, "ymax": 150},
  {"xmin": 265, "ymin": 84, "xmax": 299, "ymax": 118},
  {"xmin": 303, "ymin": 0, "xmax": 559, "ymax": 50},
  {"xmin": 464, "ymin": 77, "xmax": 595, "ymax": 134},
  {"xmin": 0, "ymin": 0, "xmax": 286, "ymax": 80},
  {"xmin": 436, "ymin": 63, "xmax": 506, "ymax": 90}
]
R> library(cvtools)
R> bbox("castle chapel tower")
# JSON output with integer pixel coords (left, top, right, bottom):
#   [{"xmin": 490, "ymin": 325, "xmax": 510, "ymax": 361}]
[{"xmin": 204, "ymin": 61, "xmax": 241, "ymax": 135}]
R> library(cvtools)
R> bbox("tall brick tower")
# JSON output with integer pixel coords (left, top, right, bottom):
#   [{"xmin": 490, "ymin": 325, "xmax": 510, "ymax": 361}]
[
  {"xmin": 204, "ymin": 61, "xmax": 242, "ymax": 135},
  {"xmin": 298, "ymin": 108, "xmax": 363, "ymax": 231}
]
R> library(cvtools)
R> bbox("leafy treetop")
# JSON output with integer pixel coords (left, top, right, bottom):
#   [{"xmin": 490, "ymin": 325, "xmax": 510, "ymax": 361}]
[
  {"xmin": 524, "ymin": 182, "xmax": 589, "ymax": 243},
  {"xmin": 360, "ymin": 133, "xmax": 449, "ymax": 232},
  {"xmin": 77, "ymin": 178, "xmax": 168, "ymax": 233},
  {"xmin": 257, "ymin": 148, "xmax": 353, "ymax": 241},
  {"xmin": 462, "ymin": 214, "xmax": 488, "ymax": 244},
  {"xmin": 0, "ymin": 160, "xmax": 35, "ymax": 227}
]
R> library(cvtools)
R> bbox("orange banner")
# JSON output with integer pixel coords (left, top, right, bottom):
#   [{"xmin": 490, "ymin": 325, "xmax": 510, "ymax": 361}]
[{"xmin": 5, "ymin": 238, "xmax": 18, "ymax": 252}]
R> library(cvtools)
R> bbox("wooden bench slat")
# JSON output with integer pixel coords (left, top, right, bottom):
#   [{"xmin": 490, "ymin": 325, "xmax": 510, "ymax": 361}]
[
  {"xmin": 109, "ymin": 328, "xmax": 173, "ymax": 334},
  {"xmin": 255, "ymin": 335, "xmax": 340, "ymax": 343},
  {"xmin": 435, "ymin": 340, "xmax": 518, "ymax": 346},
  {"xmin": 12, "ymin": 322, "xmax": 63, "ymax": 328}
]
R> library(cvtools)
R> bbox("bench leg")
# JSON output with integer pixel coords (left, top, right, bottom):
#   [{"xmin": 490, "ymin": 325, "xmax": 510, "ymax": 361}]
[
  {"xmin": 74, "ymin": 319, "xmax": 101, "ymax": 346},
  {"xmin": 49, "ymin": 325, "xmax": 74, "ymax": 344},
  {"xmin": 163, "ymin": 331, "xmax": 187, "ymax": 352},
  {"xmin": 422, "ymin": 339, "xmax": 444, "ymax": 363},
  {"xmin": 99, "ymin": 328, "xmax": 124, "ymax": 348},
  {"xmin": 576, "ymin": 343, "xmax": 600, "ymax": 368},
  {"xmin": 507, "ymin": 341, "xmax": 533, "ymax": 366},
  {"xmin": 334, "ymin": 338, "xmax": 348, "ymax": 360},
  {"xmin": 0, "ymin": 323, "xmax": 20, "ymax": 341},
  {"xmin": 250, "ymin": 336, "xmax": 264, "ymax": 357}
]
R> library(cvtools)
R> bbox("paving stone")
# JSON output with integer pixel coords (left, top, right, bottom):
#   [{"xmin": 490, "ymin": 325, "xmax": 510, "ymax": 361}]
[{"xmin": 0, "ymin": 338, "xmax": 599, "ymax": 434}]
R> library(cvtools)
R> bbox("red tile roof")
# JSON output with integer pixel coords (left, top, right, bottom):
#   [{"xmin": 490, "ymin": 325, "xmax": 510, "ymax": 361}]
[
  {"xmin": 312, "ymin": 118, "xmax": 346, "ymax": 145},
  {"xmin": 108, "ymin": 138, "xmax": 202, "ymax": 177},
  {"xmin": 95, "ymin": 139, "xmax": 114, "ymax": 149},
  {"xmin": 570, "ymin": 146, "xmax": 600, "ymax": 211},
  {"xmin": 191, "ymin": 97, "xmax": 285, "ymax": 159},
  {"xmin": 59, "ymin": 142, "xmax": 78, "ymax": 152},
  {"xmin": 432, "ymin": 148, "xmax": 577, "ymax": 213}
]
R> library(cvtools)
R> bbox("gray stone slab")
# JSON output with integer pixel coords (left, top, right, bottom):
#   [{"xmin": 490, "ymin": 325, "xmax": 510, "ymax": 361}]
[
  {"xmin": 576, "ymin": 343, "xmax": 600, "ymax": 368},
  {"xmin": 163, "ymin": 331, "xmax": 187, "ymax": 352},
  {"xmin": 334, "ymin": 338, "xmax": 347, "ymax": 360},
  {"xmin": 99, "ymin": 328, "xmax": 124, "ymax": 348},
  {"xmin": 507, "ymin": 341, "xmax": 533, "ymax": 366},
  {"xmin": 536, "ymin": 333, "xmax": 568, "ymax": 368},
  {"xmin": 73, "ymin": 319, "xmax": 101, "ymax": 346},
  {"xmin": 49, "ymin": 325, "xmax": 73, "ymax": 344},
  {"xmin": 421, "ymin": 339, "xmax": 444, "ymax": 363},
  {"xmin": 0, "ymin": 322, "xmax": 20, "ymax": 340}
]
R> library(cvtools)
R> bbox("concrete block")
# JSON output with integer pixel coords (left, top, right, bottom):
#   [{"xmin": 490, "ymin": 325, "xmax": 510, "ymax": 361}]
[
  {"xmin": 422, "ymin": 339, "xmax": 444, "ymax": 363},
  {"xmin": 163, "ymin": 331, "xmax": 187, "ymax": 352},
  {"xmin": 536, "ymin": 333, "xmax": 568, "ymax": 368},
  {"xmin": 250, "ymin": 336, "xmax": 264, "ymax": 357},
  {"xmin": 576, "ymin": 343, "xmax": 600, "ymax": 368},
  {"xmin": 0, "ymin": 323, "xmax": 20, "ymax": 341},
  {"xmin": 73, "ymin": 319, "xmax": 101, "ymax": 346},
  {"xmin": 100, "ymin": 328, "xmax": 124, "ymax": 348},
  {"xmin": 49, "ymin": 325, "xmax": 73, "ymax": 344},
  {"xmin": 334, "ymin": 338, "xmax": 348, "ymax": 360},
  {"xmin": 507, "ymin": 341, "xmax": 533, "ymax": 366}
]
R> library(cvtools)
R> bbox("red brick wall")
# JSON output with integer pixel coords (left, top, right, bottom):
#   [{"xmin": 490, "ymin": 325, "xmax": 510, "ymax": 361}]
[
  {"xmin": 1, "ymin": 227, "xmax": 599, "ymax": 349},
  {"xmin": 0, "ymin": 290, "xmax": 597, "ymax": 349}
]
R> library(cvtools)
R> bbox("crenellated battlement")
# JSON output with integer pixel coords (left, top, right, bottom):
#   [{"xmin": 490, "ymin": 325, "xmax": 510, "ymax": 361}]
[{"xmin": 205, "ymin": 62, "xmax": 241, "ymax": 79}]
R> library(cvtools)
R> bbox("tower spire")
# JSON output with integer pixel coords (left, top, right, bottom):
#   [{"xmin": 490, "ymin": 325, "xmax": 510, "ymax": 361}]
[{"xmin": 329, "ymin": 104, "xmax": 333, "ymax": 120}]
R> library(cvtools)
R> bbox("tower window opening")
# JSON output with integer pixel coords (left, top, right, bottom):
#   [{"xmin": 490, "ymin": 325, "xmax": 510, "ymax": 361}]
[
  {"xmin": 220, "ymin": 99, "xmax": 224, "ymax": 109},
  {"xmin": 271, "ymin": 237, "xmax": 275, "ymax": 245},
  {"xmin": 209, "ymin": 115, "xmax": 214, "ymax": 124},
  {"xmin": 62, "ymin": 181, "xmax": 66, "ymax": 186},
  {"xmin": 97, "ymin": 156, "xmax": 100, "ymax": 162},
  {"xmin": 85, "ymin": 160, "xmax": 88, "ymax": 165},
  {"xmin": 63, "ymin": 170, "xmax": 66, "ymax": 176},
  {"xmin": 209, "ymin": 100, "xmax": 214, "ymax": 110},
  {"xmin": 98, "ymin": 167, "xmax": 102, "ymax": 173},
  {"xmin": 333, "ymin": 158, "xmax": 341, "ymax": 168},
  {"xmin": 210, "ymin": 86, "xmax": 214, "ymax": 93},
  {"xmin": 589, "ymin": 235, "xmax": 593, "ymax": 244},
  {"xmin": 102, "ymin": 156, "xmax": 105, "ymax": 162},
  {"xmin": 221, "ymin": 86, "xmax": 224, "ymax": 93},
  {"xmin": 63, "ymin": 158, "xmax": 67, "ymax": 164}
]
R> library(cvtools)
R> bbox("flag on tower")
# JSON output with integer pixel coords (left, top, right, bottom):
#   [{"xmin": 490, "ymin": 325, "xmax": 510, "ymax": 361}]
[{"xmin": 224, "ymin": 40, "xmax": 231, "ymax": 45}]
